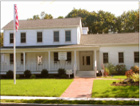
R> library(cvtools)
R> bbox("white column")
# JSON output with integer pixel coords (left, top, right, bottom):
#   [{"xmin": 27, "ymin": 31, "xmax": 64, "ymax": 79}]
[
  {"xmin": 74, "ymin": 50, "xmax": 77, "ymax": 78},
  {"xmin": 94, "ymin": 50, "xmax": 97, "ymax": 77},
  {"xmin": 48, "ymin": 51, "xmax": 50, "ymax": 71},
  {"xmin": 23, "ymin": 52, "xmax": 26, "ymax": 71}
]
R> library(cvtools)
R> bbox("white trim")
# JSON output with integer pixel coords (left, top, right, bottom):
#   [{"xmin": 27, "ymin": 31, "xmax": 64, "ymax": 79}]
[
  {"xmin": 23, "ymin": 52, "xmax": 26, "ymax": 71},
  {"xmin": 48, "ymin": 51, "xmax": 50, "ymax": 71},
  {"xmin": 94, "ymin": 50, "xmax": 97, "ymax": 77}
]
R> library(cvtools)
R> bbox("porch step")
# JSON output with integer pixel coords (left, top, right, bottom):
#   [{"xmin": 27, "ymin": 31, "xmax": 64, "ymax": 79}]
[{"xmin": 76, "ymin": 71, "xmax": 95, "ymax": 78}]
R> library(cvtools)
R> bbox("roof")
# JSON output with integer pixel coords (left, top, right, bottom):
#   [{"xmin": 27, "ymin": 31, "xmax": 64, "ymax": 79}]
[
  {"xmin": 2, "ymin": 17, "xmax": 81, "ymax": 30},
  {"xmin": 80, "ymin": 33, "xmax": 139, "ymax": 45}
]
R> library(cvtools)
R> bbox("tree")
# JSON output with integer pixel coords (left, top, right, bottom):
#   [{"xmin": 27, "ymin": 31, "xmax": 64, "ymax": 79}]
[
  {"xmin": 66, "ymin": 8, "xmax": 90, "ymax": 26},
  {"xmin": 85, "ymin": 12, "xmax": 97, "ymax": 34},
  {"xmin": 0, "ymin": 33, "xmax": 3, "ymax": 47},
  {"xmin": 133, "ymin": 10, "xmax": 139, "ymax": 32},
  {"xmin": 28, "ymin": 12, "xmax": 53, "ymax": 20},
  {"xmin": 119, "ymin": 10, "xmax": 139, "ymax": 33},
  {"xmin": 33, "ymin": 15, "xmax": 40, "ymax": 20},
  {"xmin": 57, "ymin": 16, "xmax": 64, "ymax": 19},
  {"xmin": 96, "ymin": 10, "xmax": 116, "ymax": 34},
  {"xmin": 43, "ymin": 14, "xmax": 53, "ymax": 19}
]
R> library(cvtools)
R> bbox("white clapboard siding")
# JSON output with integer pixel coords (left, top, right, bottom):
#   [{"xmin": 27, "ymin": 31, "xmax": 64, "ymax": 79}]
[{"xmin": 4, "ymin": 27, "xmax": 81, "ymax": 47}]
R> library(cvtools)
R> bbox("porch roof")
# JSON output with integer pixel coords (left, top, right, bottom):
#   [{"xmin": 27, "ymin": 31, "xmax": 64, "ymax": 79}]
[{"xmin": 1, "ymin": 44, "xmax": 99, "ymax": 49}]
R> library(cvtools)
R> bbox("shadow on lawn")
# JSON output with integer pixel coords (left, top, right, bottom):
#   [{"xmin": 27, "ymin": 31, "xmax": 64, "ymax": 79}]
[{"xmin": 92, "ymin": 85, "xmax": 139, "ymax": 98}]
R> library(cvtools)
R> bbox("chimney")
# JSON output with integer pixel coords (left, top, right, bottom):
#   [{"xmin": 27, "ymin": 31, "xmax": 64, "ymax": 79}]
[{"xmin": 82, "ymin": 27, "xmax": 89, "ymax": 35}]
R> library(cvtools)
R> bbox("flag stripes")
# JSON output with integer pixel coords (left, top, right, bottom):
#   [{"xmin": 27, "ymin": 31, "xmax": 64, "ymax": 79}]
[{"xmin": 14, "ymin": 4, "xmax": 19, "ymax": 31}]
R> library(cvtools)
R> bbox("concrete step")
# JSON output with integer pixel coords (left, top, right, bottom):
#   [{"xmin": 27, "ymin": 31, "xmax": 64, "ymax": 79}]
[{"xmin": 76, "ymin": 71, "xmax": 95, "ymax": 78}]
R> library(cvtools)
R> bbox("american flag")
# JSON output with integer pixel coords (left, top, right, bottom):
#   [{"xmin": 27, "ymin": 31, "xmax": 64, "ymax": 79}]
[{"xmin": 14, "ymin": 4, "xmax": 19, "ymax": 31}]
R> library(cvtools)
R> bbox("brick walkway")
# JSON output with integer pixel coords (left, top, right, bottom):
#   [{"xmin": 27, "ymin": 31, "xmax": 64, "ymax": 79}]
[{"xmin": 61, "ymin": 78, "xmax": 94, "ymax": 98}]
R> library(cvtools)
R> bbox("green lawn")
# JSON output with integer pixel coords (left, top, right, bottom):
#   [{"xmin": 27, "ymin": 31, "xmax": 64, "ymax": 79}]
[
  {"xmin": 92, "ymin": 80, "xmax": 139, "ymax": 98},
  {"xmin": 98, "ymin": 75, "xmax": 127, "ymax": 79},
  {"xmin": 112, "ymin": 75, "xmax": 127, "ymax": 79},
  {"xmin": 1, "ymin": 79, "xmax": 73, "ymax": 97}
]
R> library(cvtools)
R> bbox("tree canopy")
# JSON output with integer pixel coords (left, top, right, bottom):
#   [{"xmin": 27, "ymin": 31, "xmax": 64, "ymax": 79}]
[
  {"xmin": 65, "ymin": 9, "xmax": 139, "ymax": 33},
  {"xmin": 28, "ymin": 11, "xmax": 53, "ymax": 20},
  {"xmin": 27, "ymin": 9, "xmax": 138, "ymax": 34},
  {"xmin": 0, "ymin": 33, "xmax": 3, "ymax": 47}
]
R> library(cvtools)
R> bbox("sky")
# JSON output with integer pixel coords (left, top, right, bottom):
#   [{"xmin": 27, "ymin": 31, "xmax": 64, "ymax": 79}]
[{"xmin": 1, "ymin": 1, "xmax": 139, "ymax": 31}]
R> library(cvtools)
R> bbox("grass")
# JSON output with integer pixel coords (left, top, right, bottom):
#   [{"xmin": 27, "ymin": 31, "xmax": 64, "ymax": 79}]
[
  {"xmin": 0, "ymin": 99, "xmax": 139, "ymax": 105},
  {"xmin": 97, "ymin": 75, "xmax": 127, "ymax": 79},
  {"xmin": 1, "ymin": 79, "xmax": 73, "ymax": 97},
  {"xmin": 92, "ymin": 80, "xmax": 139, "ymax": 98},
  {"xmin": 112, "ymin": 75, "xmax": 127, "ymax": 79}
]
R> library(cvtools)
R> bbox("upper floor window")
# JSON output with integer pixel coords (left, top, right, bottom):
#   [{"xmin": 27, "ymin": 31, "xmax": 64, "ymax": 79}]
[
  {"xmin": 103, "ymin": 53, "xmax": 108, "ymax": 63},
  {"xmin": 65, "ymin": 31, "xmax": 71, "ymax": 42},
  {"xmin": 134, "ymin": 52, "xmax": 139, "ymax": 63},
  {"xmin": 10, "ymin": 54, "xmax": 13, "ymax": 64},
  {"xmin": 54, "ymin": 52, "xmax": 59, "ymax": 62},
  {"xmin": 66, "ymin": 52, "xmax": 71, "ymax": 62},
  {"xmin": 37, "ymin": 32, "xmax": 42, "ymax": 42},
  {"xmin": 21, "ymin": 33, "xmax": 26, "ymax": 43},
  {"xmin": 118, "ymin": 52, "xmax": 124, "ymax": 63},
  {"xmin": 54, "ymin": 31, "xmax": 59, "ymax": 42},
  {"xmin": 10, "ymin": 33, "xmax": 13, "ymax": 43}
]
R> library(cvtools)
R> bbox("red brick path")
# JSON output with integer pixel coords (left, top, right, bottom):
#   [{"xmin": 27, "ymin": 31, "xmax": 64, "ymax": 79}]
[{"xmin": 61, "ymin": 78, "xmax": 94, "ymax": 98}]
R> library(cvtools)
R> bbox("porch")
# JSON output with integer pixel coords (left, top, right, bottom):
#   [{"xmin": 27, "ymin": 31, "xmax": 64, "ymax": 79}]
[{"xmin": 1, "ymin": 47, "xmax": 99, "ymax": 77}]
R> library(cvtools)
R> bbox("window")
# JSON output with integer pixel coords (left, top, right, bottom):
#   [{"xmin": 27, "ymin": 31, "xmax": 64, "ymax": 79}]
[
  {"xmin": 21, "ymin": 33, "xmax": 26, "ymax": 43},
  {"xmin": 65, "ymin": 31, "xmax": 71, "ymax": 42},
  {"xmin": 37, "ymin": 32, "xmax": 42, "ymax": 42},
  {"xmin": 54, "ymin": 31, "xmax": 59, "ymax": 42},
  {"xmin": 10, "ymin": 54, "xmax": 13, "ymax": 64},
  {"xmin": 118, "ymin": 52, "xmax": 124, "ymax": 63},
  {"xmin": 86, "ymin": 56, "xmax": 90, "ymax": 65},
  {"xmin": 54, "ymin": 52, "xmax": 59, "ymax": 62},
  {"xmin": 21, "ymin": 53, "xmax": 23, "ymax": 64},
  {"xmin": 103, "ymin": 53, "xmax": 108, "ymax": 63},
  {"xmin": 66, "ymin": 52, "xmax": 71, "ymax": 62},
  {"xmin": 134, "ymin": 52, "xmax": 139, "ymax": 63},
  {"xmin": 10, "ymin": 33, "xmax": 13, "ymax": 43}
]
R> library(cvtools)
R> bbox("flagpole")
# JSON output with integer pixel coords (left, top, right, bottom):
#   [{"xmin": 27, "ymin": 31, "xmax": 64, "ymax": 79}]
[{"xmin": 13, "ymin": 4, "xmax": 16, "ymax": 84}]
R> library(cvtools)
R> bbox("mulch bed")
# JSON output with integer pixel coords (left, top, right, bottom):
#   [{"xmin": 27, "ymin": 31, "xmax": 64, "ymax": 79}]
[
  {"xmin": 111, "ymin": 82, "xmax": 139, "ymax": 86},
  {"xmin": 111, "ymin": 78, "xmax": 139, "ymax": 86}
]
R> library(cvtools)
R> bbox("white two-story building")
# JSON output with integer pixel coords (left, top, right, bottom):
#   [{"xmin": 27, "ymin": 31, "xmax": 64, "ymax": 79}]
[{"xmin": 1, "ymin": 17, "xmax": 139, "ymax": 77}]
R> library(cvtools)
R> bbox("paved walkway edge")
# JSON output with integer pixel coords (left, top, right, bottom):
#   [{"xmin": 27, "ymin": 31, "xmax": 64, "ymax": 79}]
[{"xmin": 1, "ymin": 96, "xmax": 139, "ymax": 101}]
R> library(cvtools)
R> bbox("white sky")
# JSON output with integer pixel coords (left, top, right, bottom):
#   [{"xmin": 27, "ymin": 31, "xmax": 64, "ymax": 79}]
[{"xmin": 1, "ymin": 1, "xmax": 139, "ymax": 31}]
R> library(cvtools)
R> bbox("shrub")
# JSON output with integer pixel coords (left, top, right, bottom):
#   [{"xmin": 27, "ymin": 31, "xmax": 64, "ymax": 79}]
[
  {"xmin": 105, "ymin": 63, "xmax": 116, "ymax": 75},
  {"xmin": 41, "ymin": 69, "xmax": 48, "ymax": 78},
  {"xmin": 131, "ymin": 73, "xmax": 139, "ymax": 82},
  {"xmin": 48, "ymin": 74, "xmax": 55, "ymax": 78},
  {"xmin": 24, "ymin": 70, "xmax": 31, "ymax": 78},
  {"xmin": 115, "ymin": 64, "xmax": 127, "ymax": 75},
  {"xmin": 30, "ymin": 74, "xmax": 36, "ymax": 79},
  {"xmin": 6, "ymin": 70, "xmax": 13, "ymax": 79},
  {"xmin": 125, "ymin": 70, "xmax": 134, "ymax": 78},
  {"xmin": 16, "ymin": 74, "xmax": 20, "ymax": 79},
  {"xmin": 131, "ymin": 66, "xmax": 139, "ymax": 73},
  {"xmin": 58, "ymin": 68, "xmax": 66, "ymax": 78},
  {"xmin": 104, "ymin": 68, "xmax": 109, "ymax": 76}
]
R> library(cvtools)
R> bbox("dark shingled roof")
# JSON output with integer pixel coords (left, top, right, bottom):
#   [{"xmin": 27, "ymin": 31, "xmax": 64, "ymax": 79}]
[
  {"xmin": 2, "ymin": 17, "xmax": 81, "ymax": 30},
  {"xmin": 80, "ymin": 33, "xmax": 139, "ymax": 45}
]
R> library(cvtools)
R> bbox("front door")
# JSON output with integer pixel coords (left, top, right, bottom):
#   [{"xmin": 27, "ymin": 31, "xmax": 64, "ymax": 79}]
[{"xmin": 79, "ymin": 51, "xmax": 93, "ymax": 71}]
